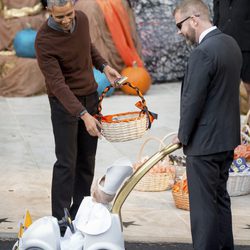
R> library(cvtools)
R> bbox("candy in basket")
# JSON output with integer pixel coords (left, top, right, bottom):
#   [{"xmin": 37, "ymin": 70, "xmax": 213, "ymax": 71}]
[
  {"xmin": 96, "ymin": 82, "xmax": 157, "ymax": 142},
  {"xmin": 172, "ymin": 173, "xmax": 190, "ymax": 211}
]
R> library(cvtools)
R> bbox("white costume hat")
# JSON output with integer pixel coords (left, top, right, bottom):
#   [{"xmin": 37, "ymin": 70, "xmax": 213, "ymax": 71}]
[
  {"xmin": 98, "ymin": 157, "xmax": 133, "ymax": 195},
  {"xmin": 74, "ymin": 158, "xmax": 133, "ymax": 235},
  {"xmin": 74, "ymin": 197, "xmax": 111, "ymax": 235}
]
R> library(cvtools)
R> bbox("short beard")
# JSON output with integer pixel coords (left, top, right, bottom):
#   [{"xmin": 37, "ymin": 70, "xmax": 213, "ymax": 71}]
[{"xmin": 185, "ymin": 27, "xmax": 196, "ymax": 46}]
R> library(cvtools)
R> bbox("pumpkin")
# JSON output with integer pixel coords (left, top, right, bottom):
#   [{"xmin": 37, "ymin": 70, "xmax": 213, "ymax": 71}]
[
  {"xmin": 14, "ymin": 28, "xmax": 37, "ymax": 58},
  {"xmin": 121, "ymin": 61, "xmax": 152, "ymax": 95}
]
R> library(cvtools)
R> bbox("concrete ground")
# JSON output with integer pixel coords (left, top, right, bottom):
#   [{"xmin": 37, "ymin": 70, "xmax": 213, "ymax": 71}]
[
  {"xmin": 1, "ymin": 240, "xmax": 250, "ymax": 250},
  {"xmin": 0, "ymin": 83, "xmax": 250, "ymax": 246}
]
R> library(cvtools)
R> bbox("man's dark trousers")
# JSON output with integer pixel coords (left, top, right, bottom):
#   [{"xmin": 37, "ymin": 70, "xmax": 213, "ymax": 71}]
[
  {"xmin": 49, "ymin": 92, "xmax": 98, "ymax": 221},
  {"xmin": 186, "ymin": 151, "xmax": 234, "ymax": 250}
]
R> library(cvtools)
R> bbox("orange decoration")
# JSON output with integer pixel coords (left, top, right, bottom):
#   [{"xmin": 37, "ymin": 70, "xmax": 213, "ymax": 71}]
[
  {"xmin": 96, "ymin": 0, "xmax": 143, "ymax": 67},
  {"xmin": 121, "ymin": 61, "xmax": 152, "ymax": 95},
  {"xmin": 234, "ymin": 144, "xmax": 250, "ymax": 160},
  {"xmin": 172, "ymin": 178, "xmax": 189, "ymax": 194}
]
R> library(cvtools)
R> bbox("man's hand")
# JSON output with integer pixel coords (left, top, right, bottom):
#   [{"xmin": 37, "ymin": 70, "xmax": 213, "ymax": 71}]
[
  {"xmin": 103, "ymin": 65, "xmax": 121, "ymax": 87},
  {"xmin": 172, "ymin": 135, "xmax": 181, "ymax": 144},
  {"xmin": 81, "ymin": 112, "xmax": 102, "ymax": 138}
]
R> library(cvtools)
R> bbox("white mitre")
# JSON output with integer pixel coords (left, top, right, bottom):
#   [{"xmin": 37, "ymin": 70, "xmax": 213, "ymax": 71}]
[
  {"xmin": 74, "ymin": 158, "xmax": 133, "ymax": 235},
  {"xmin": 98, "ymin": 157, "xmax": 133, "ymax": 195}
]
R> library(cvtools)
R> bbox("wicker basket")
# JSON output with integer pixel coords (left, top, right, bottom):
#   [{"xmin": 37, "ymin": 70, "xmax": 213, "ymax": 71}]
[
  {"xmin": 172, "ymin": 175, "xmax": 190, "ymax": 211},
  {"xmin": 135, "ymin": 172, "xmax": 175, "ymax": 192},
  {"xmin": 133, "ymin": 136, "xmax": 175, "ymax": 192},
  {"xmin": 227, "ymin": 172, "xmax": 250, "ymax": 196},
  {"xmin": 172, "ymin": 189, "xmax": 190, "ymax": 211},
  {"xmin": 101, "ymin": 111, "xmax": 148, "ymax": 142},
  {"xmin": 97, "ymin": 82, "xmax": 155, "ymax": 142}
]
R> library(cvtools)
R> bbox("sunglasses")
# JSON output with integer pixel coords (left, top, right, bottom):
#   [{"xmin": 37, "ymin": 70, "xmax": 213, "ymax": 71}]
[{"xmin": 176, "ymin": 14, "xmax": 200, "ymax": 30}]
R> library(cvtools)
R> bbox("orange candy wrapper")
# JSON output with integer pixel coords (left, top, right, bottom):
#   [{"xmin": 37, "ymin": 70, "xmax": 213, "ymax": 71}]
[{"xmin": 172, "ymin": 178, "xmax": 188, "ymax": 194}]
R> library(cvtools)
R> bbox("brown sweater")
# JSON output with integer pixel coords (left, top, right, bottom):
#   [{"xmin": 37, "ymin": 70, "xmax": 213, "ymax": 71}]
[{"xmin": 35, "ymin": 11, "xmax": 107, "ymax": 117}]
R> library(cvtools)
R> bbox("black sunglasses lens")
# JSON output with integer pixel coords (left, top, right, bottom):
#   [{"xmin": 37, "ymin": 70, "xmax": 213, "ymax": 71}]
[
  {"xmin": 176, "ymin": 16, "xmax": 191, "ymax": 30},
  {"xmin": 177, "ymin": 23, "xmax": 182, "ymax": 30}
]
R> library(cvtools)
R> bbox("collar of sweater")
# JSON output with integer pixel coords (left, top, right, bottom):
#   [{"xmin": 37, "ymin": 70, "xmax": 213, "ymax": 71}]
[{"xmin": 48, "ymin": 15, "xmax": 76, "ymax": 33}]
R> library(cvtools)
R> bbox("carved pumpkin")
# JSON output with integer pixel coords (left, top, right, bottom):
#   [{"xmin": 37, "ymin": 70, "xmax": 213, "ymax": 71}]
[{"xmin": 121, "ymin": 61, "xmax": 152, "ymax": 95}]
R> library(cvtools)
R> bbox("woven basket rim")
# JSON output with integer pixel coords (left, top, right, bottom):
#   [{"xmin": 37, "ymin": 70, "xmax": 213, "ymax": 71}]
[
  {"xmin": 101, "ymin": 111, "xmax": 145, "ymax": 124},
  {"xmin": 135, "ymin": 172, "xmax": 174, "ymax": 191},
  {"xmin": 229, "ymin": 172, "xmax": 250, "ymax": 176},
  {"xmin": 172, "ymin": 190, "xmax": 189, "ymax": 195},
  {"xmin": 227, "ymin": 173, "xmax": 250, "ymax": 196},
  {"xmin": 172, "ymin": 189, "xmax": 189, "ymax": 195}
]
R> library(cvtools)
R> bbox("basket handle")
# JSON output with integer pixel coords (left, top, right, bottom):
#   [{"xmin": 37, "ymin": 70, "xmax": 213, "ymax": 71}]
[
  {"xmin": 137, "ymin": 136, "xmax": 166, "ymax": 161},
  {"xmin": 97, "ymin": 82, "xmax": 155, "ymax": 128},
  {"xmin": 159, "ymin": 132, "xmax": 178, "ymax": 150},
  {"xmin": 98, "ymin": 82, "xmax": 147, "ymax": 114}
]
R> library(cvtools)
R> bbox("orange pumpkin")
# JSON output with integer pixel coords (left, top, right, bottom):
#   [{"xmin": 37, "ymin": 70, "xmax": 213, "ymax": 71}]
[{"xmin": 121, "ymin": 61, "xmax": 152, "ymax": 95}]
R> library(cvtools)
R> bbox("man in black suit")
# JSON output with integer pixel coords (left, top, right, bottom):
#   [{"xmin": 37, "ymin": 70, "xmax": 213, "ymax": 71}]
[
  {"xmin": 213, "ymin": 0, "xmax": 250, "ymax": 109},
  {"xmin": 172, "ymin": 1, "xmax": 242, "ymax": 249}
]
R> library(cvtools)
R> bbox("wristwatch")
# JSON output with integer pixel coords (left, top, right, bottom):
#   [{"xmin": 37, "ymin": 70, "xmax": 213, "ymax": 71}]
[{"xmin": 79, "ymin": 109, "xmax": 88, "ymax": 118}]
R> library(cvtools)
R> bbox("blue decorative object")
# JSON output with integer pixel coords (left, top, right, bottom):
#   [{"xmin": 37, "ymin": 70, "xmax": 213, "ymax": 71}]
[
  {"xmin": 14, "ymin": 28, "xmax": 37, "ymax": 58},
  {"xmin": 93, "ymin": 68, "xmax": 114, "ymax": 97}
]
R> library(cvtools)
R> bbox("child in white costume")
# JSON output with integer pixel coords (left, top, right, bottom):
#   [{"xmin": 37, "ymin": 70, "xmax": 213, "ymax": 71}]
[
  {"xmin": 73, "ymin": 158, "xmax": 133, "ymax": 235},
  {"xmin": 16, "ymin": 158, "xmax": 133, "ymax": 250}
]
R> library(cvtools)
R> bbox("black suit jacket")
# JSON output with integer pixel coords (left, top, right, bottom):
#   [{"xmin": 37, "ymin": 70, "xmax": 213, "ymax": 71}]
[
  {"xmin": 213, "ymin": 0, "xmax": 250, "ymax": 51},
  {"xmin": 178, "ymin": 29, "xmax": 242, "ymax": 156}
]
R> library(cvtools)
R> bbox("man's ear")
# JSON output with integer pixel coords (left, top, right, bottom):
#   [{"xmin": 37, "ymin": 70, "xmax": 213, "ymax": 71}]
[
  {"xmin": 46, "ymin": 6, "xmax": 52, "ymax": 15},
  {"xmin": 190, "ymin": 18, "xmax": 197, "ymax": 29},
  {"xmin": 191, "ymin": 15, "xmax": 199, "ymax": 27}
]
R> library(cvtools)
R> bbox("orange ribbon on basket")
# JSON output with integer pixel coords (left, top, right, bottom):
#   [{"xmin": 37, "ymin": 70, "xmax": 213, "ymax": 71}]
[
  {"xmin": 98, "ymin": 101, "xmax": 157, "ymax": 128},
  {"xmin": 135, "ymin": 101, "xmax": 158, "ymax": 127}
]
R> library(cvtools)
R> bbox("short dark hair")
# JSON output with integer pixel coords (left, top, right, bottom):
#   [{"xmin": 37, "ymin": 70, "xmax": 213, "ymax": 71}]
[
  {"xmin": 47, "ymin": 0, "xmax": 73, "ymax": 9},
  {"xmin": 173, "ymin": 0, "xmax": 210, "ymax": 21}
]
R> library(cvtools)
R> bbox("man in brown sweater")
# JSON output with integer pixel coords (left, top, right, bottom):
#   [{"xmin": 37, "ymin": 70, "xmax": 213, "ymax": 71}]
[{"xmin": 35, "ymin": 0, "xmax": 121, "ymax": 232}]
